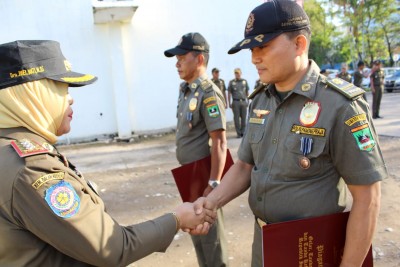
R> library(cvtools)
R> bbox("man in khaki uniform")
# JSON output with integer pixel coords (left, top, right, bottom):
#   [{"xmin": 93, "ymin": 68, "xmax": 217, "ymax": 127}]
[
  {"xmin": 0, "ymin": 40, "xmax": 214, "ymax": 267},
  {"xmin": 228, "ymin": 68, "xmax": 249, "ymax": 137},
  {"xmin": 193, "ymin": 1, "xmax": 386, "ymax": 266},
  {"xmin": 165, "ymin": 32, "xmax": 228, "ymax": 267},
  {"xmin": 337, "ymin": 63, "xmax": 352, "ymax": 83},
  {"xmin": 370, "ymin": 60, "xmax": 385, "ymax": 119},
  {"xmin": 211, "ymin": 67, "xmax": 228, "ymax": 108}
]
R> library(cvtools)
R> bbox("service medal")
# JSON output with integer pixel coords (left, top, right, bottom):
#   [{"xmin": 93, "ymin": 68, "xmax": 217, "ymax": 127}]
[
  {"xmin": 299, "ymin": 101, "xmax": 321, "ymax": 127},
  {"xmin": 299, "ymin": 137, "xmax": 313, "ymax": 169},
  {"xmin": 189, "ymin": 98, "xmax": 198, "ymax": 111},
  {"xmin": 299, "ymin": 157, "xmax": 311, "ymax": 169}
]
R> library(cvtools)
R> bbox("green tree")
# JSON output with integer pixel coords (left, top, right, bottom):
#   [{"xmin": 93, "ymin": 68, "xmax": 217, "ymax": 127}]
[
  {"xmin": 305, "ymin": 0, "xmax": 341, "ymax": 67},
  {"xmin": 330, "ymin": 0, "xmax": 400, "ymax": 66}
]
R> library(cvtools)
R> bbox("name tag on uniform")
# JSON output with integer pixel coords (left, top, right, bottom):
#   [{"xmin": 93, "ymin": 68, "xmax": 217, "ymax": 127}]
[{"xmin": 249, "ymin": 117, "xmax": 265, "ymax": 124}]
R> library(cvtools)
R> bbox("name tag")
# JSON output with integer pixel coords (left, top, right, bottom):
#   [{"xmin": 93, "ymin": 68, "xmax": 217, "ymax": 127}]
[{"xmin": 249, "ymin": 117, "xmax": 265, "ymax": 124}]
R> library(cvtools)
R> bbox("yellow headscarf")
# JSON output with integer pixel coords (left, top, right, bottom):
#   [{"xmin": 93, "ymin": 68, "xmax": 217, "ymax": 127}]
[{"xmin": 0, "ymin": 79, "xmax": 69, "ymax": 144}]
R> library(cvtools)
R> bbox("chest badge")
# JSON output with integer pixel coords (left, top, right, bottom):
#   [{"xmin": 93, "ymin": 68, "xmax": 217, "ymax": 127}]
[
  {"xmin": 253, "ymin": 109, "xmax": 270, "ymax": 118},
  {"xmin": 189, "ymin": 97, "xmax": 198, "ymax": 111},
  {"xmin": 299, "ymin": 101, "xmax": 321, "ymax": 127}
]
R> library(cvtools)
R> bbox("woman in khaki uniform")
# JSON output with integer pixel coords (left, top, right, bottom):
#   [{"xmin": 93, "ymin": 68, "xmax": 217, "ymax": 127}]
[{"xmin": 0, "ymin": 40, "xmax": 214, "ymax": 267}]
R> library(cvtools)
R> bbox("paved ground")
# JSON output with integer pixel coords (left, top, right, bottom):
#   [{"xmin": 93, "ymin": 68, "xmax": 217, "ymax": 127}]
[
  {"xmin": 366, "ymin": 91, "xmax": 400, "ymax": 137},
  {"xmin": 59, "ymin": 91, "xmax": 400, "ymax": 267}
]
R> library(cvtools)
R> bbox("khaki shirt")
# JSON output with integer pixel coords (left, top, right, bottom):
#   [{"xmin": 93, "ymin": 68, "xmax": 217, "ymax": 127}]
[
  {"xmin": 211, "ymin": 78, "xmax": 226, "ymax": 99},
  {"xmin": 0, "ymin": 128, "xmax": 177, "ymax": 267},
  {"xmin": 228, "ymin": 78, "xmax": 249, "ymax": 100},
  {"xmin": 353, "ymin": 70, "xmax": 364, "ymax": 87},
  {"xmin": 176, "ymin": 76, "xmax": 226, "ymax": 165},
  {"xmin": 238, "ymin": 60, "xmax": 387, "ymax": 223},
  {"xmin": 371, "ymin": 69, "xmax": 384, "ymax": 87},
  {"xmin": 337, "ymin": 71, "xmax": 352, "ymax": 83}
]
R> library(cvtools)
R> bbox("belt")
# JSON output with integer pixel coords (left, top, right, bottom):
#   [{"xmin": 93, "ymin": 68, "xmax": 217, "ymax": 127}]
[
  {"xmin": 233, "ymin": 98, "xmax": 246, "ymax": 101},
  {"xmin": 256, "ymin": 217, "xmax": 267, "ymax": 228}
]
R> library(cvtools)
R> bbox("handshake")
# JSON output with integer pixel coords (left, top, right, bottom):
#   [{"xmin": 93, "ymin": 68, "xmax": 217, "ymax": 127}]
[{"xmin": 172, "ymin": 197, "xmax": 216, "ymax": 235}]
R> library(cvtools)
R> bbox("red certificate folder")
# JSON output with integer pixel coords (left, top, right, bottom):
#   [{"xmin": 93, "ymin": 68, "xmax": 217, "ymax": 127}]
[
  {"xmin": 262, "ymin": 212, "xmax": 373, "ymax": 267},
  {"xmin": 171, "ymin": 149, "xmax": 234, "ymax": 202}
]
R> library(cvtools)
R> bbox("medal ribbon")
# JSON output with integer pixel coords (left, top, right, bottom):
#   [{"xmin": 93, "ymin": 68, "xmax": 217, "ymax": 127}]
[{"xmin": 300, "ymin": 137, "xmax": 313, "ymax": 156}]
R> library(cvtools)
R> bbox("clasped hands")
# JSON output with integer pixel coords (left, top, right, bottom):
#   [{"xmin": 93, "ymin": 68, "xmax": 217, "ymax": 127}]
[{"xmin": 173, "ymin": 197, "xmax": 216, "ymax": 235}]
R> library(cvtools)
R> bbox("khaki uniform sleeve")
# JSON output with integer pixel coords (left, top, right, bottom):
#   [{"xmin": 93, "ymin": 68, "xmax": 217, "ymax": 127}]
[
  {"xmin": 330, "ymin": 99, "xmax": 388, "ymax": 184},
  {"xmin": 200, "ymin": 89, "xmax": 226, "ymax": 133},
  {"xmin": 12, "ymin": 155, "xmax": 177, "ymax": 266}
]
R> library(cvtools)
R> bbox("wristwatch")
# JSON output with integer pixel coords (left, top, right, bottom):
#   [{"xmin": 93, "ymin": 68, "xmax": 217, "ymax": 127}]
[{"xmin": 208, "ymin": 179, "xmax": 220, "ymax": 189}]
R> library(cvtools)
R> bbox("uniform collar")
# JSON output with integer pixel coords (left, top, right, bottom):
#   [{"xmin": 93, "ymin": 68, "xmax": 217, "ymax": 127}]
[
  {"xmin": 265, "ymin": 60, "xmax": 321, "ymax": 101},
  {"xmin": 186, "ymin": 74, "xmax": 208, "ymax": 93}
]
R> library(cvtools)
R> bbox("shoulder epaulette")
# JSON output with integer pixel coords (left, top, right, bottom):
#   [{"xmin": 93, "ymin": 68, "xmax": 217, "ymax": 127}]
[
  {"xmin": 11, "ymin": 139, "xmax": 50, "ymax": 158},
  {"xmin": 248, "ymin": 84, "xmax": 268, "ymax": 100},
  {"xmin": 200, "ymin": 79, "xmax": 213, "ymax": 93},
  {"xmin": 326, "ymin": 77, "xmax": 365, "ymax": 100}
]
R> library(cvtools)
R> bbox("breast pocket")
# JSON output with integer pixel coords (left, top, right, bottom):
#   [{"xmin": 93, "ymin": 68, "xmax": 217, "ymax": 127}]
[
  {"xmin": 248, "ymin": 123, "xmax": 265, "ymax": 144},
  {"xmin": 283, "ymin": 135, "xmax": 327, "ymax": 179}
]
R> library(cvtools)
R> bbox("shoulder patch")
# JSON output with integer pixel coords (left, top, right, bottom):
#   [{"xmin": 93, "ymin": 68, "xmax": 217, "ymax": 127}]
[
  {"xmin": 11, "ymin": 139, "xmax": 49, "ymax": 158},
  {"xmin": 200, "ymin": 80, "xmax": 213, "ymax": 92},
  {"xmin": 32, "ymin": 172, "xmax": 65, "ymax": 190},
  {"xmin": 351, "ymin": 124, "xmax": 376, "ymax": 151},
  {"xmin": 326, "ymin": 78, "xmax": 365, "ymax": 100},
  {"xmin": 45, "ymin": 180, "xmax": 80, "ymax": 218},
  {"xmin": 248, "ymin": 84, "xmax": 267, "ymax": 100}
]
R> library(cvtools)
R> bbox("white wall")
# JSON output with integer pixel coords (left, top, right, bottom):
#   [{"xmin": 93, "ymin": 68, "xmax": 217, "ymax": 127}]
[{"xmin": 0, "ymin": 0, "xmax": 262, "ymax": 143}]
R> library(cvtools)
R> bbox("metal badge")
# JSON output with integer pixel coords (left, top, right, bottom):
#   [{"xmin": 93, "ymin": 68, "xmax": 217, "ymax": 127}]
[
  {"xmin": 189, "ymin": 98, "xmax": 198, "ymax": 111},
  {"xmin": 253, "ymin": 109, "xmax": 270, "ymax": 118},
  {"xmin": 299, "ymin": 101, "xmax": 321, "ymax": 127},
  {"xmin": 301, "ymin": 83, "xmax": 311, "ymax": 92}
]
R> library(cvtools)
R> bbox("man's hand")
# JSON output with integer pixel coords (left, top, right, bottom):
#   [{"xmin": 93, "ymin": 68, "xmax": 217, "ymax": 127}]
[
  {"xmin": 174, "ymin": 202, "xmax": 216, "ymax": 231},
  {"xmin": 183, "ymin": 197, "xmax": 218, "ymax": 235}
]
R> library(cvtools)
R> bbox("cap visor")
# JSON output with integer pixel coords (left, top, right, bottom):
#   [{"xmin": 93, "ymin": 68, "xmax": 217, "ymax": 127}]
[
  {"xmin": 227, "ymin": 32, "xmax": 282, "ymax": 54},
  {"xmin": 49, "ymin": 72, "xmax": 98, "ymax": 87},
  {"xmin": 164, "ymin": 47, "xmax": 190, "ymax": 57}
]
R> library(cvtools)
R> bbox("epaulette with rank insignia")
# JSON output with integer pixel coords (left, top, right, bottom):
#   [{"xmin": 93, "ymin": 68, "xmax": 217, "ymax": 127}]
[
  {"xmin": 200, "ymin": 79, "xmax": 213, "ymax": 93},
  {"xmin": 11, "ymin": 138, "xmax": 50, "ymax": 158},
  {"xmin": 326, "ymin": 77, "xmax": 365, "ymax": 100},
  {"xmin": 248, "ymin": 84, "xmax": 268, "ymax": 100}
]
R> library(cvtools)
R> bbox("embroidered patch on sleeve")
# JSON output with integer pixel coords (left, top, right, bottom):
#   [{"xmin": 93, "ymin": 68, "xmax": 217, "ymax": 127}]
[
  {"xmin": 32, "ymin": 172, "xmax": 65, "ymax": 190},
  {"xmin": 203, "ymin": 96, "xmax": 216, "ymax": 105},
  {"xmin": 345, "ymin": 113, "xmax": 367, "ymax": 126},
  {"xmin": 207, "ymin": 104, "xmax": 220, "ymax": 117},
  {"xmin": 45, "ymin": 180, "xmax": 80, "ymax": 218},
  {"xmin": 351, "ymin": 124, "xmax": 376, "ymax": 151}
]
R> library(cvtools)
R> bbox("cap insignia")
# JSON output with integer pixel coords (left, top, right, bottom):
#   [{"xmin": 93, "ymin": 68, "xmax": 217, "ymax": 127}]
[
  {"xmin": 64, "ymin": 60, "xmax": 72, "ymax": 72},
  {"xmin": 246, "ymin": 13, "xmax": 255, "ymax": 34}
]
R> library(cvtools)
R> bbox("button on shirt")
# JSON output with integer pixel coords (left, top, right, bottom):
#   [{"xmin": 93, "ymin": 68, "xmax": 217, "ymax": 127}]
[
  {"xmin": 238, "ymin": 60, "xmax": 387, "ymax": 223},
  {"xmin": 176, "ymin": 76, "xmax": 226, "ymax": 165}
]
